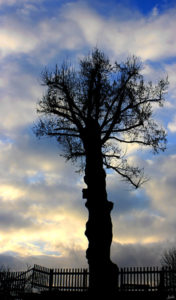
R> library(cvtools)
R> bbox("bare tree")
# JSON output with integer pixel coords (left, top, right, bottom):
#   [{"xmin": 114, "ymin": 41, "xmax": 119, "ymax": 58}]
[
  {"xmin": 161, "ymin": 248, "xmax": 176, "ymax": 270},
  {"xmin": 0, "ymin": 264, "xmax": 33, "ymax": 296},
  {"xmin": 161, "ymin": 248, "xmax": 176, "ymax": 292},
  {"xmin": 34, "ymin": 48, "xmax": 168, "ymax": 294}
]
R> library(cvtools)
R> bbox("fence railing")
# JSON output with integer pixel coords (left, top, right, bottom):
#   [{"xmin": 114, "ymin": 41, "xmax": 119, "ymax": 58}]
[
  {"xmin": 1, "ymin": 265, "xmax": 176, "ymax": 295},
  {"xmin": 31, "ymin": 265, "xmax": 89, "ymax": 292},
  {"xmin": 118, "ymin": 267, "xmax": 164, "ymax": 292}
]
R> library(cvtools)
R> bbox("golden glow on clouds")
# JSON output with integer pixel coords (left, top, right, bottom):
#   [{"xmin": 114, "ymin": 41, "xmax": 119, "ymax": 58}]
[
  {"xmin": 113, "ymin": 234, "xmax": 164, "ymax": 245},
  {"xmin": 113, "ymin": 237, "xmax": 139, "ymax": 245},
  {"xmin": 0, "ymin": 203, "xmax": 87, "ymax": 257},
  {"xmin": 0, "ymin": 185, "xmax": 25, "ymax": 201},
  {"xmin": 141, "ymin": 237, "xmax": 163, "ymax": 244}
]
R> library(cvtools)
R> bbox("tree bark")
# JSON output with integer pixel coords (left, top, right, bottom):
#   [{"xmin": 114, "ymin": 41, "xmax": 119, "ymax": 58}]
[{"xmin": 82, "ymin": 118, "xmax": 118, "ymax": 294}]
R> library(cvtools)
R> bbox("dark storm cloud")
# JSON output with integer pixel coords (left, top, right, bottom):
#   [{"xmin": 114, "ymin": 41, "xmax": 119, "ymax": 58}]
[
  {"xmin": 111, "ymin": 241, "xmax": 176, "ymax": 268},
  {"xmin": 0, "ymin": 211, "xmax": 33, "ymax": 229},
  {"xmin": 2, "ymin": 240, "xmax": 176, "ymax": 271}
]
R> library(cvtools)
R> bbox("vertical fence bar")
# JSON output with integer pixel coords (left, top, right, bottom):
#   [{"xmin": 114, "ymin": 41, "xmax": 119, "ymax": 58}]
[
  {"xmin": 64, "ymin": 269, "xmax": 68, "ymax": 291},
  {"xmin": 149, "ymin": 267, "xmax": 152, "ymax": 291},
  {"xmin": 143, "ymin": 267, "xmax": 146, "ymax": 286},
  {"xmin": 136, "ymin": 267, "xmax": 139, "ymax": 288},
  {"xmin": 129, "ymin": 267, "xmax": 132, "ymax": 287},
  {"xmin": 153, "ymin": 266, "xmax": 156, "ymax": 289},
  {"xmin": 63, "ymin": 269, "xmax": 65, "ymax": 291},
  {"xmin": 83, "ymin": 269, "xmax": 87, "ymax": 291},
  {"xmin": 61, "ymin": 268, "xmax": 63, "ymax": 291},
  {"xmin": 153, "ymin": 266, "xmax": 156, "ymax": 291},
  {"xmin": 49, "ymin": 269, "xmax": 53, "ymax": 292},
  {"xmin": 56, "ymin": 269, "xmax": 59, "ymax": 289},
  {"xmin": 135, "ymin": 267, "xmax": 137, "ymax": 286},
  {"xmin": 75, "ymin": 269, "xmax": 77, "ymax": 291},
  {"xmin": 121, "ymin": 268, "xmax": 123, "ymax": 290},
  {"xmin": 146, "ymin": 266, "xmax": 148, "ymax": 287},
  {"xmin": 64, "ymin": 268, "xmax": 66, "ymax": 291},
  {"xmin": 134, "ymin": 267, "xmax": 137, "ymax": 290},
  {"xmin": 77, "ymin": 268, "xmax": 79, "ymax": 291},
  {"xmin": 68, "ymin": 269, "xmax": 70, "ymax": 291},
  {"xmin": 159, "ymin": 267, "xmax": 164, "ymax": 294},
  {"xmin": 54, "ymin": 269, "xmax": 56, "ymax": 289}
]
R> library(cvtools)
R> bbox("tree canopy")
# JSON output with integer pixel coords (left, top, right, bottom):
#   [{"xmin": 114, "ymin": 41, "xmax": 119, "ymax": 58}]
[{"xmin": 35, "ymin": 48, "xmax": 168, "ymax": 188}]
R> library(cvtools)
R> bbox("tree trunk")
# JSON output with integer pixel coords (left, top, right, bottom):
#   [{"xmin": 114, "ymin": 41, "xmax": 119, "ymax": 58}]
[{"xmin": 82, "ymin": 119, "xmax": 118, "ymax": 295}]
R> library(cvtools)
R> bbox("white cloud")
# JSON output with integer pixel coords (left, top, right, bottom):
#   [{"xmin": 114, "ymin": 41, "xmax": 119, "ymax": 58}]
[
  {"xmin": 0, "ymin": 0, "xmax": 18, "ymax": 5},
  {"xmin": 0, "ymin": 61, "xmax": 42, "ymax": 133},
  {"xmin": 61, "ymin": 3, "xmax": 176, "ymax": 61},
  {"xmin": 144, "ymin": 154, "xmax": 176, "ymax": 223},
  {"xmin": 151, "ymin": 6, "xmax": 159, "ymax": 17},
  {"xmin": 0, "ymin": 18, "xmax": 39, "ymax": 59},
  {"xmin": 165, "ymin": 63, "xmax": 176, "ymax": 100},
  {"xmin": 168, "ymin": 116, "xmax": 176, "ymax": 132},
  {"xmin": 0, "ymin": 2, "xmax": 176, "ymax": 63},
  {"xmin": 63, "ymin": 2, "xmax": 104, "ymax": 45},
  {"xmin": 0, "ymin": 130, "xmax": 87, "ymax": 259},
  {"xmin": 0, "ymin": 0, "xmax": 43, "ymax": 6},
  {"xmin": 105, "ymin": 150, "xmax": 176, "ymax": 249}
]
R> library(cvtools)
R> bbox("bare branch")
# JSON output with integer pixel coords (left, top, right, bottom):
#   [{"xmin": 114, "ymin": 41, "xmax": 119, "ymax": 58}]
[
  {"xmin": 47, "ymin": 132, "xmax": 80, "ymax": 137},
  {"xmin": 104, "ymin": 159, "xmax": 148, "ymax": 188},
  {"xmin": 107, "ymin": 136, "xmax": 150, "ymax": 146}
]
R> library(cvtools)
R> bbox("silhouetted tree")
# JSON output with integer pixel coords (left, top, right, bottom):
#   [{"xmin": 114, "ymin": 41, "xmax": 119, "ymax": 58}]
[
  {"xmin": 161, "ymin": 248, "xmax": 176, "ymax": 269},
  {"xmin": 34, "ymin": 48, "xmax": 168, "ymax": 294},
  {"xmin": 161, "ymin": 248, "xmax": 176, "ymax": 290},
  {"xmin": 0, "ymin": 264, "xmax": 32, "ymax": 295}
]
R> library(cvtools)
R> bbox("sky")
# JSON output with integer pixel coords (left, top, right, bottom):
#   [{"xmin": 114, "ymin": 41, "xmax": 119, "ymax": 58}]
[{"xmin": 0, "ymin": 0, "xmax": 176, "ymax": 271}]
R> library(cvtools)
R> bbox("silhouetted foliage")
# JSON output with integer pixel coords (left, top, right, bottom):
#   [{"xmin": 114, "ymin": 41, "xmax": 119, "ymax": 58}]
[{"xmin": 34, "ymin": 48, "xmax": 168, "ymax": 188}]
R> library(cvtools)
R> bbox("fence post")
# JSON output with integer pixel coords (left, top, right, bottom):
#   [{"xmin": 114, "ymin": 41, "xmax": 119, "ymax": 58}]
[
  {"xmin": 159, "ymin": 267, "xmax": 165, "ymax": 295},
  {"xmin": 31, "ymin": 268, "xmax": 34, "ymax": 289},
  {"xmin": 49, "ymin": 269, "xmax": 53, "ymax": 292},
  {"xmin": 83, "ymin": 269, "xmax": 87, "ymax": 291},
  {"xmin": 121, "ymin": 268, "xmax": 124, "ymax": 291}
]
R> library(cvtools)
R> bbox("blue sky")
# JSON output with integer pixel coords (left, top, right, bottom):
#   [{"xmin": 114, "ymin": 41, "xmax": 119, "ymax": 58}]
[{"xmin": 0, "ymin": 0, "xmax": 176, "ymax": 270}]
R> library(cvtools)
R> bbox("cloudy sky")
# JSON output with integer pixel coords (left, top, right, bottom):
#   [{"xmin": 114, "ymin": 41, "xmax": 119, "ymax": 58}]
[{"xmin": 0, "ymin": 0, "xmax": 176, "ymax": 271}]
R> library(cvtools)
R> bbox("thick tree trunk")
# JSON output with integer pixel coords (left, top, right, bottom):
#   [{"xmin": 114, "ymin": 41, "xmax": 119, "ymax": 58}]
[{"xmin": 82, "ymin": 119, "xmax": 118, "ymax": 295}]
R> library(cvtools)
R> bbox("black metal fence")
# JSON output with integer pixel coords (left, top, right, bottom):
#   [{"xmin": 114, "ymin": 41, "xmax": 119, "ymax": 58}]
[
  {"xmin": 1, "ymin": 264, "xmax": 176, "ymax": 295},
  {"xmin": 31, "ymin": 264, "xmax": 89, "ymax": 292},
  {"xmin": 118, "ymin": 266, "xmax": 176, "ymax": 293}
]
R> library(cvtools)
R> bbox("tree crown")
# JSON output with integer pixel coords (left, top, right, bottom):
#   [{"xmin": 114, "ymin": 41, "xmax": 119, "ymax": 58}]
[{"xmin": 34, "ymin": 48, "xmax": 168, "ymax": 188}]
